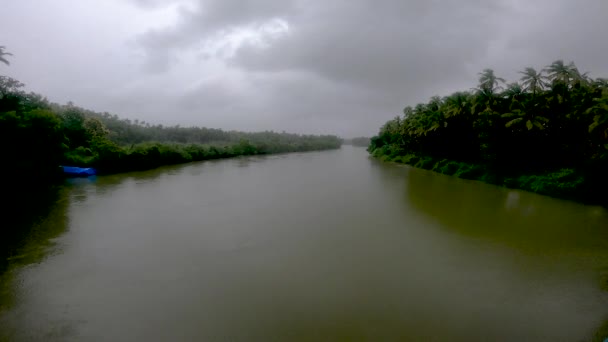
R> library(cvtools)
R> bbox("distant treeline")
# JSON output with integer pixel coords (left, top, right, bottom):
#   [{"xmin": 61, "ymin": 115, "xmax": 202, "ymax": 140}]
[
  {"xmin": 0, "ymin": 76, "xmax": 342, "ymax": 181},
  {"xmin": 343, "ymin": 137, "xmax": 371, "ymax": 147},
  {"xmin": 369, "ymin": 61, "xmax": 608, "ymax": 205}
]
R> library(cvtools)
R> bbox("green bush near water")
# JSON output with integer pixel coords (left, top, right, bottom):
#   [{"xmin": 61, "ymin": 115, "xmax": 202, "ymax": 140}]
[
  {"xmin": 379, "ymin": 148, "xmax": 588, "ymax": 200},
  {"xmin": 61, "ymin": 137, "xmax": 342, "ymax": 174}
]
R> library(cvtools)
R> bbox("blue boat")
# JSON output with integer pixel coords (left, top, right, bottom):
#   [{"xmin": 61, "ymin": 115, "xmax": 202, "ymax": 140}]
[{"xmin": 62, "ymin": 166, "xmax": 97, "ymax": 177}]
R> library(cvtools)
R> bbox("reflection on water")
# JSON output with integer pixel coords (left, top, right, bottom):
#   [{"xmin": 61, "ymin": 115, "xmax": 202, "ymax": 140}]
[
  {"xmin": 0, "ymin": 185, "xmax": 70, "ymax": 322},
  {"xmin": 1, "ymin": 147, "xmax": 607, "ymax": 341},
  {"xmin": 405, "ymin": 167, "xmax": 608, "ymax": 255},
  {"xmin": 1, "ymin": 186, "xmax": 63, "ymax": 273}
]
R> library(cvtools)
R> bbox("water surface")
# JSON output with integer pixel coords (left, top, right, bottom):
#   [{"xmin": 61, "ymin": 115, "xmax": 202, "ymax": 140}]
[{"xmin": 2, "ymin": 146, "xmax": 608, "ymax": 341}]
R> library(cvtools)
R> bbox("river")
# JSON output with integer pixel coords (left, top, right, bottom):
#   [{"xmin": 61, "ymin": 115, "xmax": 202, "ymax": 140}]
[{"xmin": 1, "ymin": 146, "xmax": 608, "ymax": 341}]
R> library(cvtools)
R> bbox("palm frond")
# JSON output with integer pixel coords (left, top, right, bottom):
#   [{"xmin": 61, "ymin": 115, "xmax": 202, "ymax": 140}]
[
  {"xmin": 505, "ymin": 118, "xmax": 523, "ymax": 127},
  {"xmin": 536, "ymin": 116, "xmax": 550, "ymax": 123}
]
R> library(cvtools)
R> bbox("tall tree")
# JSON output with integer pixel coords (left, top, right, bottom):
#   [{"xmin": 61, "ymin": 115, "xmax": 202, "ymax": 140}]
[
  {"xmin": 476, "ymin": 69, "xmax": 505, "ymax": 96},
  {"xmin": 520, "ymin": 67, "xmax": 546, "ymax": 95},
  {"xmin": 0, "ymin": 46, "xmax": 12, "ymax": 66},
  {"xmin": 502, "ymin": 104, "xmax": 549, "ymax": 131},
  {"xmin": 544, "ymin": 60, "xmax": 578, "ymax": 86},
  {"xmin": 503, "ymin": 83, "xmax": 525, "ymax": 100}
]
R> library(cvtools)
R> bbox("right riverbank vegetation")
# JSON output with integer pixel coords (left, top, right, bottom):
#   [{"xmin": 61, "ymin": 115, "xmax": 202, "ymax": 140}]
[
  {"xmin": 369, "ymin": 60, "xmax": 608, "ymax": 206},
  {"xmin": 0, "ymin": 76, "xmax": 341, "ymax": 182}
]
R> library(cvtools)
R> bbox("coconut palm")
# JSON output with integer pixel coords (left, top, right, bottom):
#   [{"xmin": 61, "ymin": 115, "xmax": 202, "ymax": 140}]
[
  {"xmin": 444, "ymin": 92, "xmax": 472, "ymax": 118},
  {"xmin": 587, "ymin": 90, "xmax": 608, "ymax": 137},
  {"xmin": 472, "ymin": 69, "xmax": 506, "ymax": 117},
  {"xmin": 519, "ymin": 67, "xmax": 546, "ymax": 95},
  {"xmin": 476, "ymin": 69, "xmax": 505, "ymax": 96},
  {"xmin": 502, "ymin": 101, "xmax": 549, "ymax": 131},
  {"xmin": 0, "ymin": 46, "xmax": 12, "ymax": 65},
  {"xmin": 544, "ymin": 60, "xmax": 578, "ymax": 85},
  {"xmin": 503, "ymin": 82, "xmax": 525, "ymax": 100}
]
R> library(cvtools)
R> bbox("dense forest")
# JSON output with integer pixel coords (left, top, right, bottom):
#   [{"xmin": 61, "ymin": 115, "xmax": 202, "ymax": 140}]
[
  {"xmin": 0, "ymin": 76, "xmax": 341, "ymax": 180},
  {"xmin": 369, "ymin": 60, "xmax": 608, "ymax": 205}
]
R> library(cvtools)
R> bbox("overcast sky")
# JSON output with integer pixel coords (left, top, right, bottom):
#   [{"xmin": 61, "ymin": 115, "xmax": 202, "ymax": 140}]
[{"xmin": 1, "ymin": 0, "xmax": 607, "ymax": 137}]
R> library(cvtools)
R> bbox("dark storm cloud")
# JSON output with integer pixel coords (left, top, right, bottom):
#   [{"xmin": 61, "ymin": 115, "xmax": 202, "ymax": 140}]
[
  {"xmin": 136, "ymin": 0, "xmax": 511, "ymax": 84},
  {"xmin": 135, "ymin": 0, "xmax": 297, "ymax": 72},
  {"xmin": 3, "ymin": 0, "xmax": 608, "ymax": 136},
  {"xmin": 133, "ymin": 0, "xmax": 524, "ymax": 135},
  {"xmin": 230, "ymin": 0, "xmax": 509, "ymax": 89}
]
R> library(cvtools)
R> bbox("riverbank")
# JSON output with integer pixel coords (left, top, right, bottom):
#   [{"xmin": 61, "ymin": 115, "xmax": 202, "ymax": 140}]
[
  {"xmin": 2, "ymin": 146, "xmax": 607, "ymax": 340},
  {"xmin": 368, "ymin": 60, "xmax": 608, "ymax": 207},
  {"xmin": 374, "ymin": 147, "xmax": 608, "ymax": 341},
  {"xmin": 0, "ymin": 74, "xmax": 342, "ymax": 181},
  {"xmin": 369, "ymin": 145, "xmax": 606, "ymax": 206},
  {"xmin": 1, "ymin": 143, "xmax": 341, "ymax": 281},
  {"xmin": 65, "ymin": 139, "xmax": 342, "ymax": 175},
  {"xmin": 0, "ymin": 74, "xmax": 343, "ymax": 294}
]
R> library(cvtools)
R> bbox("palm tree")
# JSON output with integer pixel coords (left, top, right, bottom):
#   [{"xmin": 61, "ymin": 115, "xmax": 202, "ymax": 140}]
[
  {"xmin": 544, "ymin": 60, "xmax": 578, "ymax": 85},
  {"xmin": 502, "ymin": 102, "xmax": 549, "ymax": 131},
  {"xmin": 520, "ymin": 67, "xmax": 546, "ymax": 95},
  {"xmin": 587, "ymin": 90, "xmax": 608, "ymax": 138},
  {"xmin": 444, "ymin": 92, "xmax": 472, "ymax": 118},
  {"xmin": 471, "ymin": 69, "xmax": 506, "ymax": 118},
  {"xmin": 503, "ymin": 82, "xmax": 525, "ymax": 100},
  {"xmin": 0, "ymin": 46, "xmax": 12, "ymax": 65},
  {"xmin": 476, "ymin": 69, "xmax": 505, "ymax": 96}
]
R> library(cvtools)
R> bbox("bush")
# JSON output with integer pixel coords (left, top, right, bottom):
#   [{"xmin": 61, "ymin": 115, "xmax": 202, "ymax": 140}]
[
  {"xmin": 454, "ymin": 164, "xmax": 486, "ymax": 180},
  {"xmin": 415, "ymin": 157, "xmax": 435, "ymax": 170},
  {"xmin": 514, "ymin": 169, "xmax": 585, "ymax": 198}
]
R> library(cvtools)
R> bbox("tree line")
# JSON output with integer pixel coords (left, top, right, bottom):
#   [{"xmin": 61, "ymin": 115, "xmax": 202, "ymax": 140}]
[
  {"xmin": 369, "ymin": 60, "xmax": 608, "ymax": 204},
  {"xmin": 0, "ymin": 75, "xmax": 341, "ymax": 181}
]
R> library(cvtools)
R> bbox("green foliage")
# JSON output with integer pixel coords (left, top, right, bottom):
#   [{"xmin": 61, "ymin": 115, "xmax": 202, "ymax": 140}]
[
  {"xmin": 60, "ymin": 106, "xmax": 89, "ymax": 149},
  {"xmin": 369, "ymin": 60, "xmax": 608, "ymax": 204},
  {"xmin": 0, "ymin": 109, "xmax": 64, "ymax": 181},
  {"xmin": 414, "ymin": 156, "xmax": 435, "ymax": 170},
  {"xmin": 0, "ymin": 76, "xmax": 341, "ymax": 186},
  {"xmin": 45, "ymin": 102, "xmax": 341, "ymax": 153},
  {"xmin": 511, "ymin": 169, "xmax": 585, "ymax": 198}
]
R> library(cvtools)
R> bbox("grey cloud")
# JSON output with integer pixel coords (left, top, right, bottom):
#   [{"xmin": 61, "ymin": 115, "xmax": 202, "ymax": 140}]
[
  {"xmin": 131, "ymin": 0, "xmax": 608, "ymax": 135},
  {"xmin": 131, "ymin": 0, "xmax": 525, "ymax": 135},
  {"xmin": 504, "ymin": 1, "xmax": 608, "ymax": 78},
  {"xmin": 178, "ymin": 80, "xmax": 240, "ymax": 112},
  {"xmin": 231, "ymin": 0, "xmax": 510, "ymax": 88},
  {"xmin": 130, "ymin": 0, "xmax": 165, "ymax": 8},
  {"xmin": 134, "ymin": 0, "xmax": 297, "ymax": 72},
  {"xmin": 4, "ymin": 0, "xmax": 608, "ymax": 137}
]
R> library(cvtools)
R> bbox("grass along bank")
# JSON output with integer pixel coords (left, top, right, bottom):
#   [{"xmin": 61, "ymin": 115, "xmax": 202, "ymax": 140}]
[{"xmin": 371, "ymin": 145, "xmax": 592, "ymax": 204}]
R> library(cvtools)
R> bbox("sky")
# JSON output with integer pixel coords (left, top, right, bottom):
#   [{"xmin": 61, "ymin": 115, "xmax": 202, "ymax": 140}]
[{"xmin": 1, "ymin": 0, "xmax": 607, "ymax": 137}]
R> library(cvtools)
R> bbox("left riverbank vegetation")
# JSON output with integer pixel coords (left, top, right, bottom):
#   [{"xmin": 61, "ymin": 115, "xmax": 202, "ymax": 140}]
[
  {"xmin": 369, "ymin": 60, "xmax": 608, "ymax": 205},
  {"xmin": 0, "ymin": 67, "xmax": 340, "ymax": 277},
  {"xmin": 0, "ymin": 75, "xmax": 342, "ymax": 181}
]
